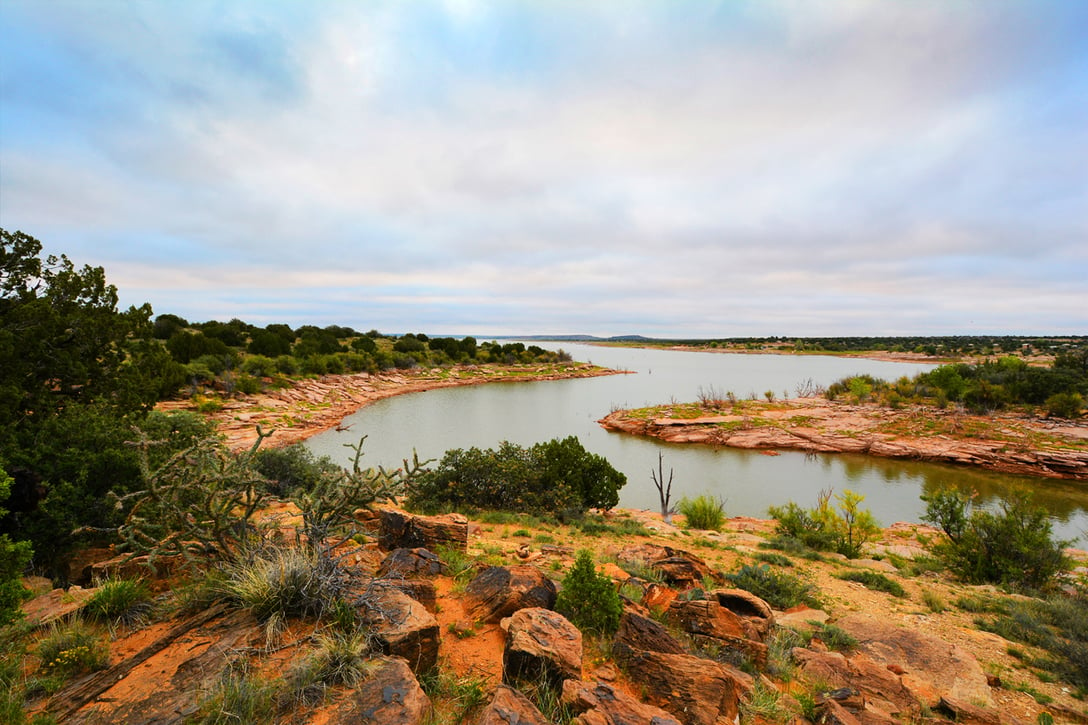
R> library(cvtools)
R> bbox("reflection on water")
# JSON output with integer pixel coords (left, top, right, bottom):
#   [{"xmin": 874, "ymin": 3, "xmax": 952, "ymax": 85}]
[{"xmin": 305, "ymin": 343, "xmax": 1086, "ymax": 544}]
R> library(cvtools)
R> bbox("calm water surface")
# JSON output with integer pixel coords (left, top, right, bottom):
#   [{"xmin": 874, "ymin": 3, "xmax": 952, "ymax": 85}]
[{"xmin": 306, "ymin": 343, "xmax": 1088, "ymax": 543}]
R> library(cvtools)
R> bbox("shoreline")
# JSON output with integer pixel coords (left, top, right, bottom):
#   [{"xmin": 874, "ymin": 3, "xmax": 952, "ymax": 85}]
[
  {"xmin": 598, "ymin": 397, "xmax": 1088, "ymax": 481},
  {"xmin": 158, "ymin": 362, "xmax": 625, "ymax": 452}
]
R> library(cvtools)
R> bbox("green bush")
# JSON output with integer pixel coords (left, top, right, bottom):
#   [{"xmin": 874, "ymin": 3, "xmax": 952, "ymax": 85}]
[
  {"xmin": 768, "ymin": 489, "xmax": 879, "ymax": 558},
  {"xmin": 555, "ymin": 550, "xmax": 623, "ymax": 636},
  {"xmin": 922, "ymin": 488, "xmax": 1070, "ymax": 590},
  {"xmin": 407, "ymin": 437, "xmax": 626, "ymax": 516},
  {"xmin": 1045, "ymin": 392, "xmax": 1083, "ymax": 418},
  {"xmin": 252, "ymin": 444, "xmax": 341, "ymax": 497},
  {"xmin": 726, "ymin": 564, "xmax": 820, "ymax": 610},
  {"xmin": 679, "ymin": 495, "xmax": 725, "ymax": 531}
]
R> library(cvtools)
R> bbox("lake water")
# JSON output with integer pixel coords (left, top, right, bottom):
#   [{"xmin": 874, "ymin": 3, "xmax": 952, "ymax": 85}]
[{"xmin": 306, "ymin": 342, "xmax": 1088, "ymax": 543}]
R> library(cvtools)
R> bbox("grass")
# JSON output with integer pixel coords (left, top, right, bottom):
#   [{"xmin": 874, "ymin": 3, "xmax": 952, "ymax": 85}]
[
  {"xmin": 191, "ymin": 661, "xmax": 278, "ymax": 725},
  {"xmin": 84, "ymin": 577, "xmax": 152, "ymax": 625},
  {"xmin": 753, "ymin": 551, "xmax": 794, "ymax": 568},
  {"xmin": 420, "ymin": 667, "xmax": 489, "ymax": 724},
  {"xmin": 836, "ymin": 570, "xmax": 907, "ymax": 598},
  {"xmin": 976, "ymin": 594, "xmax": 1088, "ymax": 691},
  {"xmin": 678, "ymin": 495, "xmax": 725, "ymax": 532},
  {"xmin": 726, "ymin": 564, "xmax": 821, "ymax": 610}
]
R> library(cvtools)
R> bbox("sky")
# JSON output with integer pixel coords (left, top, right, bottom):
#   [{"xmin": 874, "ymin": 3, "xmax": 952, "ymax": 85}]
[{"xmin": 1, "ymin": 1, "xmax": 1086, "ymax": 338}]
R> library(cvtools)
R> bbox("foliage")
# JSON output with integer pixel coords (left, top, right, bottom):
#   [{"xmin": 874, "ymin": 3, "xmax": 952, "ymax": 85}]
[
  {"xmin": 768, "ymin": 488, "xmax": 879, "ymax": 558},
  {"xmin": 726, "ymin": 564, "xmax": 821, "ymax": 609},
  {"xmin": 0, "ymin": 468, "xmax": 33, "ymax": 625},
  {"xmin": 555, "ymin": 550, "xmax": 623, "ymax": 636},
  {"xmin": 1045, "ymin": 392, "xmax": 1083, "ymax": 419},
  {"xmin": 678, "ymin": 495, "xmax": 725, "ymax": 531},
  {"xmin": 407, "ymin": 437, "xmax": 625, "ymax": 516},
  {"xmin": 836, "ymin": 570, "xmax": 906, "ymax": 597},
  {"xmin": 84, "ymin": 577, "xmax": 152, "ymax": 624},
  {"xmin": 215, "ymin": 546, "xmax": 348, "ymax": 628},
  {"xmin": 191, "ymin": 660, "xmax": 278, "ymax": 725},
  {"xmin": 253, "ymin": 443, "xmax": 342, "ymax": 497},
  {"xmin": 36, "ymin": 620, "xmax": 109, "ymax": 678},
  {"xmin": 976, "ymin": 594, "xmax": 1088, "ymax": 690},
  {"xmin": 922, "ymin": 488, "xmax": 1070, "ymax": 590}
]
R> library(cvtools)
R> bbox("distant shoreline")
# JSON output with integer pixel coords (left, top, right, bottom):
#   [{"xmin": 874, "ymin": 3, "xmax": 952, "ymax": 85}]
[{"xmin": 159, "ymin": 362, "xmax": 624, "ymax": 452}]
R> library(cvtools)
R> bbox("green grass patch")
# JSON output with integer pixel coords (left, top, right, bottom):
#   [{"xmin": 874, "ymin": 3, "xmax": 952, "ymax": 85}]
[{"xmin": 836, "ymin": 570, "xmax": 907, "ymax": 598}]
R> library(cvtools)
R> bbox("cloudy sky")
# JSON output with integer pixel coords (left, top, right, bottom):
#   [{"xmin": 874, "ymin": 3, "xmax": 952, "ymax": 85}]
[{"xmin": 1, "ymin": 1, "xmax": 1085, "ymax": 337}]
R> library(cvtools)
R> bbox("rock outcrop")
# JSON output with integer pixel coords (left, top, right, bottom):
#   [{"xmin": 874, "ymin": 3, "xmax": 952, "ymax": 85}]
[
  {"xmin": 466, "ymin": 565, "xmax": 558, "ymax": 623},
  {"xmin": 502, "ymin": 607, "xmax": 583, "ymax": 690}
]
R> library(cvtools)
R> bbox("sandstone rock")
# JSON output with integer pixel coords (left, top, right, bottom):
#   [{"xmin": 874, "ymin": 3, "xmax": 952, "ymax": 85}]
[
  {"xmin": 615, "ymin": 544, "xmax": 715, "ymax": 588},
  {"xmin": 360, "ymin": 585, "xmax": 440, "ymax": 674},
  {"xmin": 503, "ymin": 607, "xmax": 583, "ymax": 689},
  {"xmin": 612, "ymin": 611, "xmax": 685, "ymax": 666},
  {"xmin": 562, "ymin": 679, "xmax": 682, "ymax": 725},
  {"xmin": 475, "ymin": 684, "xmax": 550, "ymax": 725},
  {"xmin": 376, "ymin": 509, "xmax": 469, "ymax": 552},
  {"xmin": 22, "ymin": 586, "xmax": 96, "ymax": 627},
  {"xmin": 792, "ymin": 648, "xmax": 919, "ymax": 719},
  {"xmin": 835, "ymin": 613, "xmax": 994, "ymax": 708},
  {"xmin": 329, "ymin": 656, "xmax": 432, "ymax": 725},
  {"xmin": 666, "ymin": 598, "xmax": 768, "ymax": 668},
  {"xmin": 712, "ymin": 588, "xmax": 775, "ymax": 640},
  {"xmin": 776, "ymin": 606, "xmax": 829, "ymax": 629},
  {"xmin": 466, "ymin": 565, "xmax": 557, "ymax": 623},
  {"xmin": 378, "ymin": 547, "xmax": 447, "ymax": 578},
  {"xmin": 621, "ymin": 649, "xmax": 742, "ymax": 725}
]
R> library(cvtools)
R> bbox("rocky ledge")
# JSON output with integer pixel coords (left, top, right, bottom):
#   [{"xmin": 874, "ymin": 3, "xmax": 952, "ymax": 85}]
[{"xmin": 599, "ymin": 398, "xmax": 1088, "ymax": 480}]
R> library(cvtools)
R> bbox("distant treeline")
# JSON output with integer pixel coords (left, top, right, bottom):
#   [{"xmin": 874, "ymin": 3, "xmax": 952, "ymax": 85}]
[
  {"xmin": 153, "ymin": 314, "xmax": 572, "ymax": 398},
  {"xmin": 601, "ymin": 335, "xmax": 1088, "ymax": 358}
]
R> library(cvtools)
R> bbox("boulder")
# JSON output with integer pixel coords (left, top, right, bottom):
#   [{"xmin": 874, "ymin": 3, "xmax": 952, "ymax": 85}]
[
  {"xmin": 376, "ymin": 509, "xmax": 469, "ymax": 552},
  {"xmin": 620, "ymin": 649, "xmax": 742, "ymax": 725},
  {"xmin": 615, "ymin": 544, "xmax": 715, "ymax": 588},
  {"xmin": 329, "ymin": 656, "xmax": 432, "ymax": 725},
  {"xmin": 378, "ymin": 547, "xmax": 447, "ymax": 578},
  {"xmin": 360, "ymin": 585, "xmax": 440, "ymax": 674},
  {"xmin": 466, "ymin": 566, "xmax": 557, "ymax": 623},
  {"xmin": 475, "ymin": 685, "xmax": 550, "ymax": 725},
  {"xmin": 611, "ymin": 611, "xmax": 685, "ymax": 666},
  {"xmin": 711, "ymin": 588, "xmax": 775, "ymax": 641},
  {"xmin": 792, "ymin": 648, "xmax": 919, "ymax": 719},
  {"xmin": 666, "ymin": 598, "xmax": 768, "ymax": 669},
  {"xmin": 835, "ymin": 613, "xmax": 994, "ymax": 708},
  {"xmin": 562, "ymin": 679, "xmax": 682, "ymax": 725},
  {"xmin": 503, "ymin": 607, "xmax": 583, "ymax": 689}
]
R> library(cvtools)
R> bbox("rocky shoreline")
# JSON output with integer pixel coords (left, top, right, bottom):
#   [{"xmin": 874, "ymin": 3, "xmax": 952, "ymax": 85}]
[
  {"xmin": 598, "ymin": 398, "xmax": 1088, "ymax": 481},
  {"xmin": 159, "ymin": 362, "xmax": 625, "ymax": 451}
]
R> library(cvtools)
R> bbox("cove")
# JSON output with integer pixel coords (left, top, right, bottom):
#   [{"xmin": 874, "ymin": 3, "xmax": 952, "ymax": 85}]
[{"xmin": 305, "ymin": 342, "xmax": 1087, "ymax": 544}]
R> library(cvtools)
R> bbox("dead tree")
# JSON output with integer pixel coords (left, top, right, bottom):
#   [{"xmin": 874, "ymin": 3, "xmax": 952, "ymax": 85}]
[{"xmin": 651, "ymin": 452, "xmax": 676, "ymax": 524}]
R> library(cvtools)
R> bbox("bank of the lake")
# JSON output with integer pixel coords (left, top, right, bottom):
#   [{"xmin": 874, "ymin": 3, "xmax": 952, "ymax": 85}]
[
  {"xmin": 159, "ymin": 361, "xmax": 623, "ymax": 451},
  {"xmin": 599, "ymin": 397, "xmax": 1088, "ymax": 481}
]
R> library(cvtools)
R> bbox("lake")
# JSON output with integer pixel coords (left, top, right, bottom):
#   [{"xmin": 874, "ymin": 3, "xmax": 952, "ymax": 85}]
[{"xmin": 306, "ymin": 342, "xmax": 1088, "ymax": 543}]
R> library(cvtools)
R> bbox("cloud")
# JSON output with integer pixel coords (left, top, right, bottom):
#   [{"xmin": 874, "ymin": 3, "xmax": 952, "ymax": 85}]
[{"xmin": 1, "ymin": 0, "xmax": 1085, "ymax": 335}]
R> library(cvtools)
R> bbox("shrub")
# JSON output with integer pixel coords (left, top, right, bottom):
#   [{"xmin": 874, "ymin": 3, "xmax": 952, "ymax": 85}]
[
  {"xmin": 836, "ymin": 570, "xmax": 906, "ymax": 597},
  {"xmin": 85, "ymin": 577, "xmax": 152, "ymax": 624},
  {"xmin": 922, "ymin": 488, "xmax": 1070, "ymax": 590},
  {"xmin": 1045, "ymin": 392, "xmax": 1083, "ymax": 419},
  {"xmin": 555, "ymin": 550, "xmax": 623, "ymax": 636},
  {"xmin": 768, "ymin": 489, "xmax": 879, "ymax": 558},
  {"xmin": 252, "ymin": 444, "xmax": 341, "ymax": 497},
  {"xmin": 726, "ymin": 564, "xmax": 820, "ymax": 610},
  {"xmin": 679, "ymin": 495, "xmax": 725, "ymax": 531},
  {"xmin": 407, "ymin": 437, "xmax": 625, "ymax": 516}
]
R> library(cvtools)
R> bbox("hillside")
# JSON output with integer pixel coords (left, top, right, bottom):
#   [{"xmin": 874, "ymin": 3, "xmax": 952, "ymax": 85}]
[{"xmin": 9, "ymin": 506, "xmax": 1088, "ymax": 724}]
